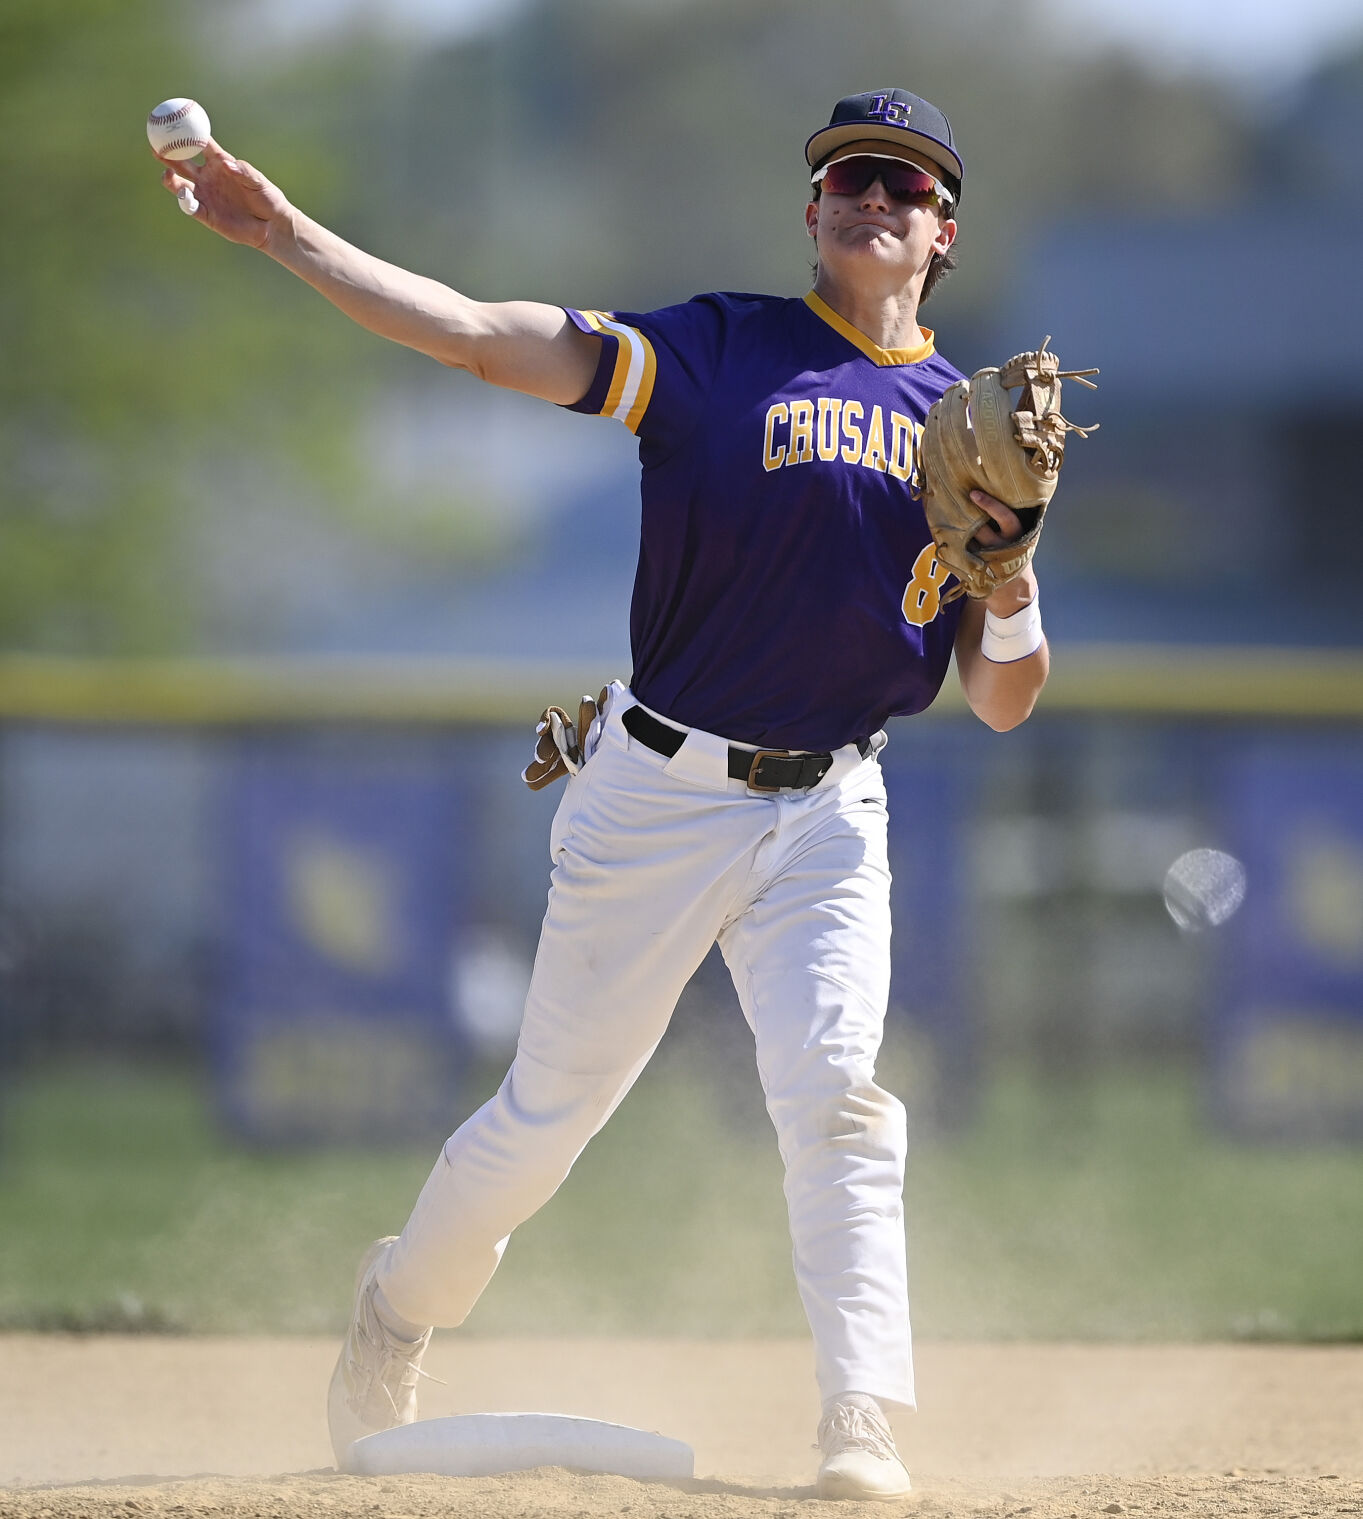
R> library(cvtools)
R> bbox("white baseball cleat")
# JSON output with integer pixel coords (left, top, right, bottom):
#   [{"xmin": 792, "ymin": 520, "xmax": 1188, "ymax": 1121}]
[
  {"xmin": 816, "ymin": 1396, "xmax": 913, "ymax": 1501},
  {"xmin": 326, "ymin": 1236, "xmax": 434, "ymax": 1468}
]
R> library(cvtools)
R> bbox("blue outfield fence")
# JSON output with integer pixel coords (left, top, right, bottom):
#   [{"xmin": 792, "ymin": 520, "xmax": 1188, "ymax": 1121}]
[
  {"xmin": 879, "ymin": 725, "xmax": 977, "ymax": 1128},
  {"xmin": 1213, "ymin": 736, "xmax": 1363, "ymax": 1141},
  {"xmin": 213, "ymin": 732, "xmax": 475, "ymax": 1144},
  {"xmin": 0, "ymin": 650, "xmax": 1360, "ymax": 1145}
]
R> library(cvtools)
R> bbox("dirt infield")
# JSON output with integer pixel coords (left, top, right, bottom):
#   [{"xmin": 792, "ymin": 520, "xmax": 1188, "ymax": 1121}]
[{"xmin": 3, "ymin": 1337, "xmax": 1361, "ymax": 1517}]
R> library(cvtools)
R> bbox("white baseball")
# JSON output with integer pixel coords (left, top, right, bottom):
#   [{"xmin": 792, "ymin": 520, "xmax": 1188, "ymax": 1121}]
[
  {"xmin": 147, "ymin": 98, "xmax": 211, "ymax": 161},
  {"xmin": 1163, "ymin": 848, "xmax": 1247, "ymax": 933}
]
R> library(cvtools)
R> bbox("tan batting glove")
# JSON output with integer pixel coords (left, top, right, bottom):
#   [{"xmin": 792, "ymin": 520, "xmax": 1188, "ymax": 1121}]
[
  {"xmin": 521, "ymin": 692, "xmax": 608, "ymax": 791},
  {"xmin": 523, "ymin": 705, "xmax": 582, "ymax": 791}
]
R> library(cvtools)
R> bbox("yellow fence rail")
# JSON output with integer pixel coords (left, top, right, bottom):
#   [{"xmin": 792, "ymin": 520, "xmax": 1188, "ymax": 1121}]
[{"xmin": 0, "ymin": 646, "xmax": 1360, "ymax": 725}]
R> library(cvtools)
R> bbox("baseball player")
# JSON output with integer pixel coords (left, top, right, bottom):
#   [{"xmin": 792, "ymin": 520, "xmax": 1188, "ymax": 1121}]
[{"xmin": 157, "ymin": 86, "xmax": 1049, "ymax": 1500}]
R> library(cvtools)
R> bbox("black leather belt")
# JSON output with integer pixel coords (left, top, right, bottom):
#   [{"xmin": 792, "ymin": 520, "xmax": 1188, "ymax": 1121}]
[{"xmin": 622, "ymin": 705, "xmax": 870, "ymax": 793}]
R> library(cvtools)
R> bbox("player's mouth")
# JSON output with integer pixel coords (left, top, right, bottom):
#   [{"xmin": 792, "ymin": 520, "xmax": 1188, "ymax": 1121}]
[{"xmin": 840, "ymin": 216, "xmax": 900, "ymax": 237}]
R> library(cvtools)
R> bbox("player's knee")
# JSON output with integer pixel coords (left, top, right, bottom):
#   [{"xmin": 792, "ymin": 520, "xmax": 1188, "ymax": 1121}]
[
  {"xmin": 499, "ymin": 1056, "xmax": 622, "ymax": 1133},
  {"xmin": 784, "ymin": 1079, "xmax": 906, "ymax": 1161},
  {"xmin": 828, "ymin": 1080, "xmax": 906, "ymax": 1149},
  {"xmin": 439, "ymin": 1058, "xmax": 627, "ymax": 1202}
]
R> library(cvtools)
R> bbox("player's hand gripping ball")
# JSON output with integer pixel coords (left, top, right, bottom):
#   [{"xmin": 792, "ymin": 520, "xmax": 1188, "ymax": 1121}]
[
  {"xmin": 916, "ymin": 339, "xmax": 1099, "ymax": 601},
  {"xmin": 149, "ymin": 104, "xmax": 290, "ymax": 243},
  {"xmin": 146, "ymin": 98, "xmax": 211, "ymax": 161},
  {"xmin": 148, "ymin": 98, "xmax": 212, "ymax": 216}
]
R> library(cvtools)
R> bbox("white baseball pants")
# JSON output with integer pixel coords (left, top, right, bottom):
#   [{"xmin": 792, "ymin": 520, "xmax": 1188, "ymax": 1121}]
[{"xmin": 378, "ymin": 689, "xmax": 914, "ymax": 1410}]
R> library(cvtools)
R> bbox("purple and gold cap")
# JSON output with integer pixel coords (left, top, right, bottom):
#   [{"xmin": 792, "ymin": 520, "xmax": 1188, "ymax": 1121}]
[{"xmin": 806, "ymin": 88, "xmax": 963, "ymax": 204}]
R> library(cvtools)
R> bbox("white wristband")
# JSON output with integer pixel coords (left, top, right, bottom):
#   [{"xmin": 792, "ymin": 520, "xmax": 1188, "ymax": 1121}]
[{"xmin": 980, "ymin": 595, "xmax": 1044, "ymax": 663}]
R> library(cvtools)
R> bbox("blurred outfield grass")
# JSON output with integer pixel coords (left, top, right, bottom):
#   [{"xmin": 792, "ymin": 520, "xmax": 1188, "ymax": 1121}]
[{"xmin": 1, "ymin": 1053, "xmax": 1360, "ymax": 1341}]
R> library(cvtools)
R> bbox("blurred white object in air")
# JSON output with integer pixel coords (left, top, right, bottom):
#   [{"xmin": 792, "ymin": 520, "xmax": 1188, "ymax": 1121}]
[
  {"xmin": 1163, "ymin": 848, "xmax": 1247, "ymax": 932},
  {"xmin": 450, "ymin": 929, "xmax": 533, "ymax": 1057}
]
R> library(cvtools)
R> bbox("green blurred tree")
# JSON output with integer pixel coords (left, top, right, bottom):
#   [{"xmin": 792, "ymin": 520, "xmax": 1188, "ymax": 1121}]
[{"xmin": 0, "ymin": 0, "xmax": 495, "ymax": 654}]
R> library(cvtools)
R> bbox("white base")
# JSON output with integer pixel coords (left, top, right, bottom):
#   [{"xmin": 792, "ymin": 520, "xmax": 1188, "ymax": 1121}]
[{"xmin": 343, "ymin": 1412, "xmax": 695, "ymax": 1482}]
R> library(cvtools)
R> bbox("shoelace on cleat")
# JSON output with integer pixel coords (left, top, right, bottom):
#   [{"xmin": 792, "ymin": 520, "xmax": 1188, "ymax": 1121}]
[
  {"xmin": 343, "ymin": 1295, "xmax": 443, "ymax": 1417},
  {"xmin": 366, "ymin": 1357, "xmax": 444, "ymax": 1421},
  {"xmin": 817, "ymin": 1402, "xmax": 900, "ymax": 1463}
]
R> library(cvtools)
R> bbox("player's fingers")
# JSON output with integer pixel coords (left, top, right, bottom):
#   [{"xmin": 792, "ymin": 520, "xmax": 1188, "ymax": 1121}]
[
  {"xmin": 158, "ymin": 170, "xmax": 201, "ymax": 218},
  {"xmin": 200, "ymin": 136, "xmax": 238, "ymax": 168},
  {"xmin": 203, "ymin": 140, "xmax": 256, "ymax": 185},
  {"xmin": 154, "ymin": 151, "xmax": 202, "ymax": 184},
  {"xmin": 970, "ymin": 489, "xmax": 1023, "ymax": 542}
]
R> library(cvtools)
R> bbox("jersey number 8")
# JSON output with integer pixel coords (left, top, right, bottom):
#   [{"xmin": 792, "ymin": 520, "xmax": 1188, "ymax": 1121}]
[{"xmin": 901, "ymin": 543, "xmax": 950, "ymax": 627}]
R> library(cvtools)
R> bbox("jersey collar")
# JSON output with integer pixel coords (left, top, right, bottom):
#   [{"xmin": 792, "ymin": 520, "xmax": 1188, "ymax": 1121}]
[{"xmin": 803, "ymin": 290, "xmax": 935, "ymax": 367}]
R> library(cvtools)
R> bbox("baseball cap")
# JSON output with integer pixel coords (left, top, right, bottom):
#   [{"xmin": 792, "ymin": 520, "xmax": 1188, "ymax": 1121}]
[{"xmin": 805, "ymin": 88, "xmax": 964, "ymax": 205}]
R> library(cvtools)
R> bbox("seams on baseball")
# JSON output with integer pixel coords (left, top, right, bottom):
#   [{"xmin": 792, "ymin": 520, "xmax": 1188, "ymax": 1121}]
[{"xmin": 147, "ymin": 98, "xmax": 211, "ymax": 161}]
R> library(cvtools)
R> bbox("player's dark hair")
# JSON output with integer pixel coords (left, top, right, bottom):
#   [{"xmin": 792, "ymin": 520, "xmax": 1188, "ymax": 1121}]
[{"xmin": 919, "ymin": 241, "xmax": 957, "ymax": 305}]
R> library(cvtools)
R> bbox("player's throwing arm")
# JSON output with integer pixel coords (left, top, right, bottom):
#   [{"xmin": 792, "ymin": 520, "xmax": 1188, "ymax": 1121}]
[{"xmin": 146, "ymin": 98, "xmax": 599, "ymax": 405}]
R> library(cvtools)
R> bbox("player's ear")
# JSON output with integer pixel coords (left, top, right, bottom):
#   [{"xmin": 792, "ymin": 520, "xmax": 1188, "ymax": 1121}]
[
  {"xmin": 805, "ymin": 200, "xmax": 819, "ymax": 238},
  {"xmin": 932, "ymin": 214, "xmax": 957, "ymax": 256}
]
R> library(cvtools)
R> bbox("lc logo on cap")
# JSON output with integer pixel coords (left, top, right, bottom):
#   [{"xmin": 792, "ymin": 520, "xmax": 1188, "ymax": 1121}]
[{"xmin": 867, "ymin": 94, "xmax": 911, "ymax": 127}]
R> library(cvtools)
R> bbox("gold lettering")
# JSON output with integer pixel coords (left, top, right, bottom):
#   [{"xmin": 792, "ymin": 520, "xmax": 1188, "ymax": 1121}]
[
  {"xmin": 861, "ymin": 405, "xmax": 889, "ymax": 472},
  {"xmin": 788, "ymin": 399, "xmax": 815, "ymax": 464},
  {"xmin": 762, "ymin": 402, "xmax": 789, "ymax": 472},
  {"xmin": 888, "ymin": 411, "xmax": 915, "ymax": 481},
  {"xmin": 816, "ymin": 397, "xmax": 843, "ymax": 461},
  {"xmin": 840, "ymin": 400, "xmax": 864, "ymax": 463}
]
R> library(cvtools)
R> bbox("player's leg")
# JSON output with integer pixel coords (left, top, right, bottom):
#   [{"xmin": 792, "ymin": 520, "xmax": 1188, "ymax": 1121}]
[
  {"xmin": 718, "ymin": 759, "xmax": 912, "ymax": 1496},
  {"xmin": 327, "ymin": 1011, "xmax": 671, "ymax": 1462},
  {"xmin": 329, "ymin": 715, "xmax": 767, "ymax": 1462},
  {"xmin": 718, "ymin": 772, "xmax": 911, "ymax": 1493},
  {"xmin": 373, "ymin": 708, "xmax": 770, "ymax": 1331}
]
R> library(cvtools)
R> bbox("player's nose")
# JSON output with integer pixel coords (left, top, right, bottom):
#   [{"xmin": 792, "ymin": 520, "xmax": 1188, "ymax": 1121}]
[{"xmin": 858, "ymin": 177, "xmax": 892, "ymax": 211}]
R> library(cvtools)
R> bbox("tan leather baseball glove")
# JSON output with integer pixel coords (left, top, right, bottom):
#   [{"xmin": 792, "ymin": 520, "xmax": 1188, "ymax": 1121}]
[{"xmin": 917, "ymin": 338, "xmax": 1098, "ymax": 602}]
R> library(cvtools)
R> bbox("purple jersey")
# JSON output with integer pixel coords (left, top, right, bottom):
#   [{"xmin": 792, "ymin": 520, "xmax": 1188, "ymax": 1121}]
[{"xmin": 564, "ymin": 290, "xmax": 966, "ymax": 751}]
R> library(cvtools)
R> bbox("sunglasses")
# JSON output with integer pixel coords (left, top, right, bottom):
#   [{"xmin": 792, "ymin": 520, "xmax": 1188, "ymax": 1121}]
[{"xmin": 810, "ymin": 154, "xmax": 953, "ymax": 209}]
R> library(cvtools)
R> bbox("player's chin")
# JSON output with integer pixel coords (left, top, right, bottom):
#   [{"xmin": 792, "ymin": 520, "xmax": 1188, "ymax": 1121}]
[{"xmin": 845, "ymin": 230, "xmax": 911, "ymax": 261}]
